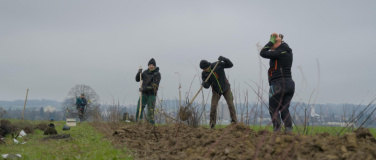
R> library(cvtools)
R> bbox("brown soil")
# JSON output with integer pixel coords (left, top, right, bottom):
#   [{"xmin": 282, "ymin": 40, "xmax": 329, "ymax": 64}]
[
  {"xmin": 23, "ymin": 126, "xmax": 34, "ymax": 134},
  {"xmin": 35, "ymin": 123, "xmax": 49, "ymax": 131},
  {"xmin": 110, "ymin": 123, "xmax": 376, "ymax": 160},
  {"xmin": 44, "ymin": 127, "xmax": 57, "ymax": 135},
  {"xmin": 0, "ymin": 120, "xmax": 17, "ymax": 137}
]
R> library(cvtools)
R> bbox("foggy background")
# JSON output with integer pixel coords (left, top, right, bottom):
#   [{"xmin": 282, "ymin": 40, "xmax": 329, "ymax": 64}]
[{"xmin": 1, "ymin": 0, "xmax": 375, "ymax": 105}]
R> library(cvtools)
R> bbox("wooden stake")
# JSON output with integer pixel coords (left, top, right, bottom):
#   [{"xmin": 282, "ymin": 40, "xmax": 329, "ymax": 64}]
[
  {"xmin": 21, "ymin": 88, "xmax": 29, "ymax": 121},
  {"xmin": 138, "ymin": 66, "xmax": 143, "ymax": 121}
]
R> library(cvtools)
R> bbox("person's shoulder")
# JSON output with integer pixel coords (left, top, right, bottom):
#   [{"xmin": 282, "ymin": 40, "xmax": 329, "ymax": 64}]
[
  {"xmin": 279, "ymin": 42, "xmax": 292, "ymax": 53},
  {"xmin": 281, "ymin": 41, "xmax": 291, "ymax": 47}
]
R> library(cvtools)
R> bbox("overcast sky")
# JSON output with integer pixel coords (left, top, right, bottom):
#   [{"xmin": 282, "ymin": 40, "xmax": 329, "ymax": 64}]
[{"xmin": 1, "ymin": 1, "xmax": 375, "ymax": 105}]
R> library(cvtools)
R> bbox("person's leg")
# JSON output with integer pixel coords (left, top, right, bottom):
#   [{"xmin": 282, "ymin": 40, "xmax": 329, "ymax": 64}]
[
  {"xmin": 146, "ymin": 95, "xmax": 156, "ymax": 124},
  {"xmin": 280, "ymin": 79, "xmax": 295, "ymax": 131},
  {"xmin": 78, "ymin": 107, "xmax": 83, "ymax": 121},
  {"xmin": 210, "ymin": 92, "xmax": 221, "ymax": 128},
  {"xmin": 136, "ymin": 95, "xmax": 147, "ymax": 122},
  {"xmin": 81, "ymin": 107, "xmax": 85, "ymax": 121},
  {"xmin": 269, "ymin": 80, "xmax": 283, "ymax": 132},
  {"xmin": 223, "ymin": 88, "xmax": 237, "ymax": 123}
]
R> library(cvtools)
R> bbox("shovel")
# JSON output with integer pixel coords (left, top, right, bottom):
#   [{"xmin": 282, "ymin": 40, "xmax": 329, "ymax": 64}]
[{"xmin": 179, "ymin": 60, "xmax": 220, "ymax": 121}]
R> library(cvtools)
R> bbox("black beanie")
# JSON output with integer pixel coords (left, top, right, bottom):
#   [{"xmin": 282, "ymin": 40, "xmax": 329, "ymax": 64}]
[
  {"xmin": 200, "ymin": 60, "xmax": 210, "ymax": 69},
  {"xmin": 148, "ymin": 58, "xmax": 156, "ymax": 66}
]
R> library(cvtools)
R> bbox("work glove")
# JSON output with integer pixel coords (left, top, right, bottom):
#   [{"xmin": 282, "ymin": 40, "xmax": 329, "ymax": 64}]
[
  {"xmin": 138, "ymin": 68, "xmax": 143, "ymax": 73},
  {"xmin": 218, "ymin": 56, "xmax": 225, "ymax": 61},
  {"xmin": 271, "ymin": 36, "xmax": 282, "ymax": 51},
  {"xmin": 269, "ymin": 33, "xmax": 278, "ymax": 44},
  {"xmin": 139, "ymin": 88, "xmax": 143, "ymax": 92}
]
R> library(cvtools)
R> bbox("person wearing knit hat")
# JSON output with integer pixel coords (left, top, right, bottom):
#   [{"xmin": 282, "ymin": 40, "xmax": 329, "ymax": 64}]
[
  {"xmin": 148, "ymin": 58, "xmax": 156, "ymax": 66},
  {"xmin": 200, "ymin": 56, "xmax": 237, "ymax": 129},
  {"xmin": 135, "ymin": 58, "xmax": 161, "ymax": 124},
  {"xmin": 260, "ymin": 33, "xmax": 295, "ymax": 133}
]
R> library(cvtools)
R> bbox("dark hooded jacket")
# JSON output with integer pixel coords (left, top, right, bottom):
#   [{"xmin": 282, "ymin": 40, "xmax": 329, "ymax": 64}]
[
  {"xmin": 260, "ymin": 41, "xmax": 293, "ymax": 84},
  {"xmin": 136, "ymin": 67, "xmax": 161, "ymax": 95},
  {"xmin": 202, "ymin": 58, "xmax": 233, "ymax": 94},
  {"xmin": 76, "ymin": 97, "xmax": 87, "ymax": 109}
]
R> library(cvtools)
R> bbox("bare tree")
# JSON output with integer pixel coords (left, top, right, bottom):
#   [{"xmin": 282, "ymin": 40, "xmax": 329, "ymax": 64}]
[{"xmin": 62, "ymin": 84, "xmax": 100, "ymax": 121}]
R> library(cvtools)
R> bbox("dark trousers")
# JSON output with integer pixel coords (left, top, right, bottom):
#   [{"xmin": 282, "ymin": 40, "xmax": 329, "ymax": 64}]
[
  {"xmin": 78, "ymin": 107, "xmax": 85, "ymax": 121},
  {"xmin": 269, "ymin": 78, "xmax": 295, "ymax": 130},
  {"xmin": 210, "ymin": 88, "xmax": 237, "ymax": 126}
]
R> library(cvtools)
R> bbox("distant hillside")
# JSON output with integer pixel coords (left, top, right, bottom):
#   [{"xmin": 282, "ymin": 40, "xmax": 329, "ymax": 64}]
[{"xmin": 0, "ymin": 99, "xmax": 61, "ymax": 109}]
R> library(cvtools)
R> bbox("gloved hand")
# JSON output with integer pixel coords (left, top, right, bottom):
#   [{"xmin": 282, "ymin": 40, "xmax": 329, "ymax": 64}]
[
  {"xmin": 139, "ymin": 88, "xmax": 143, "ymax": 92},
  {"xmin": 271, "ymin": 36, "xmax": 282, "ymax": 51},
  {"xmin": 218, "ymin": 56, "xmax": 225, "ymax": 61},
  {"xmin": 269, "ymin": 33, "xmax": 278, "ymax": 44},
  {"xmin": 138, "ymin": 68, "xmax": 143, "ymax": 73}
]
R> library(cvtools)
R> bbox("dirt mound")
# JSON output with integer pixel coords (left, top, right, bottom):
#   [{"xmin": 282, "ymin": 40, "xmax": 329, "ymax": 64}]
[
  {"xmin": 355, "ymin": 127, "xmax": 376, "ymax": 143},
  {"xmin": 112, "ymin": 124, "xmax": 376, "ymax": 160},
  {"xmin": 23, "ymin": 126, "xmax": 34, "ymax": 134},
  {"xmin": 1, "ymin": 120, "xmax": 12, "ymax": 135},
  {"xmin": 0, "ymin": 120, "xmax": 16, "ymax": 137},
  {"xmin": 44, "ymin": 128, "xmax": 57, "ymax": 135},
  {"xmin": 1, "ymin": 120, "xmax": 11, "ymax": 126},
  {"xmin": 35, "ymin": 123, "xmax": 49, "ymax": 131},
  {"xmin": 0, "ymin": 120, "xmax": 37, "ymax": 136}
]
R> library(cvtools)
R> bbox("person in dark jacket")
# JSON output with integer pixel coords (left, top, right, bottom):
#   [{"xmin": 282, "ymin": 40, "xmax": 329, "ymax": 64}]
[
  {"xmin": 260, "ymin": 33, "xmax": 295, "ymax": 132},
  {"xmin": 200, "ymin": 56, "xmax": 237, "ymax": 129},
  {"xmin": 76, "ymin": 94, "xmax": 87, "ymax": 121},
  {"xmin": 135, "ymin": 58, "xmax": 161, "ymax": 124}
]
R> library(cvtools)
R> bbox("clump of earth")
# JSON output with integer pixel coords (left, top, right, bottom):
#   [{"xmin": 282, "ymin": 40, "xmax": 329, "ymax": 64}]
[{"xmin": 111, "ymin": 123, "xmax": 376, "ymax": 160}]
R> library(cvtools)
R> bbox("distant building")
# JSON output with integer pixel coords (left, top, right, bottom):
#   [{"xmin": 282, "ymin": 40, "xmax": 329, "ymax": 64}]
[
  {"xmin": 44, "ymin": 106, "xmax": 56, "ymax": 113},
  {"xmin": 326, "ymin": 122, "xmax": 356, "ymax": 127}
]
